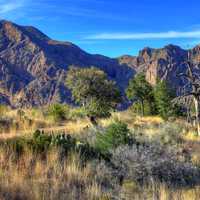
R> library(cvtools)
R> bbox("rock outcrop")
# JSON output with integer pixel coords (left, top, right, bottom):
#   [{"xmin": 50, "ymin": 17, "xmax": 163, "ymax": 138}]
[{"xmin": 119, "ymin": 44, "xmax": 200, "ymax": 94}]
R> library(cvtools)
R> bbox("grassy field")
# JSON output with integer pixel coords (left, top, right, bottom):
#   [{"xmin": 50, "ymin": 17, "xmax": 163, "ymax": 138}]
[{"xmin": 0, "ymin": 107, "xmax": 200, "ymax": 199}]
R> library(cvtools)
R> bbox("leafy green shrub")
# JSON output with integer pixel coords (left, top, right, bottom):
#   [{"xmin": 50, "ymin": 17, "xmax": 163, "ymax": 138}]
[
  {"xmin": 95, "ymin": 121, "xmax": 134, "ymax": 154},
  {"xmin": 51, "ymin": 134, "xmax": 76, "ymax": 152},
  {"xmin": 32, "ymin": 130, "xmax": 77, "ymax": 154},
  {"xmin": 47, "ymin": 104, "xmax": 69, "ymax": 122},
  {"xmin": 32, "ymin": 130, "xmax": 103, "ymax": 160},
  {"xmin": 32, "ymin": 130, "xmax": 52, "ymax": 152},
  {"xmin": 0, "ymin": 129, "xmax": 108, "ymax": 162}
]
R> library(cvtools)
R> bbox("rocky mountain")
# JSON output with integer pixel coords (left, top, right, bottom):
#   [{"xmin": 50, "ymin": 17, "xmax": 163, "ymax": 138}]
[
  {"xmin": 0, "ymin": 20, "xmax": 134, "ymax": 107},
  {"xmin": 0, "ymin": 20, "xmax": 200, "ymax": 108},
  {"xmin": 119, "ymin": 44, "xmax": 200, "ymax": 94}
]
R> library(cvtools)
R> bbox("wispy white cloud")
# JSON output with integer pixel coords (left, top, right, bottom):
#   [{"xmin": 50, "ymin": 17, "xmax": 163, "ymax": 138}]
[
  {"xmin": 0, "ymin": 0, "xmax": 24, "ymax": 14},
  {"xmin": 86, "ymin": 30, "xmax": 200, "ymax": 40},
  {"xmin": 28, "ymin": 1, "xmax": 129, "ymax": 21}
]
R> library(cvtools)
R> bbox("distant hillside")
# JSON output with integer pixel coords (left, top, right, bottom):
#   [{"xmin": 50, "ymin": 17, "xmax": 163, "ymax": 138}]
[
  {"xmin": 0, "ymin": 20, "xmax": 200, "ymax": 107},
  {"xmin": 0, "ymin": 20, "xmax": 134, "ymax": 107}
]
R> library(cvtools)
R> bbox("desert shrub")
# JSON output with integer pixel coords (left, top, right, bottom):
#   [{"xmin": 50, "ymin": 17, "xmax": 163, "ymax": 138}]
[
  {"xmin": 47, "ymin": 104, "xmax": 69, "ymax": 122},
  {"xmin": 154, "ymin": 123, "xmax": 184, "ymax": 145},
  {"xmin": 32, "ymin": 130, "xmax": 104, "ymax": 161},
  {"xmin": 94, "ymin": 121, "xmax": 135, "ymax": 154},
  {"xmin": 90, "ymin": 160, "xmax": 119, "ymax": 194},
  {"xmin": 0, "ymin": 131, "xmax": 73, "ymax": 156},
  {"xmin": 32, "ymin": 130, "xmax": 52, "ymax": 152},
  {"xmin": 51, "ymin": 134, "xmax": 76, "ymax": 148},
  {"xmin": 111, "ymin": 144, "xmax": 200, "ymax": 187},
  {"xmin": 32, "ymin": 130, "xmax": 76, "ymax": 154}
]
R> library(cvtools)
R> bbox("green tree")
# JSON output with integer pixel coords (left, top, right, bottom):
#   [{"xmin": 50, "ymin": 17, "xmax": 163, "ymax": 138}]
[
  {"xmin": 126, "ymin": 73, "xmax": 155, "ymax": 116},
  {"xmin": 154, "ymin": 80, "xmax": 175, "ymax": 119},
  {"xmin": 66, "ymin": 66, "xmax": 121, "ymax": 125}
]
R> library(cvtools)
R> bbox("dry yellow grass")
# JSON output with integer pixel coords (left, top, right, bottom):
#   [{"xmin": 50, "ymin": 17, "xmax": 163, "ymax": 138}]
[
  {"xmin": 184, "ymin": 130, "xmax": 200, "ymax": 142},
  {"xmin": 39, "ymin": 119, "xmax": 91, "ymax": 135},
  {"xmin": 0, "ymin": 149, "xmax": 107, "ymax": 200},
  {"xmin": 1, "ymin": 109, "xmax": 200, "ymax": 199},
  {"xmin": 101, "ymin": 110, "xmax": 163, "ymax": 127},
  {"xmin": 121, "ymin": 181, "xmax": 200, "ymax": 200}
]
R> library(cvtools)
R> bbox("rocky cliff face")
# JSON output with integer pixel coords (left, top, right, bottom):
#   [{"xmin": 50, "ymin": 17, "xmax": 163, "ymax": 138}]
[
  {"xmin": 1, "ymin": 20, "xmax": 200, "ymax": 107},
  {"xmin": 119, "ymin": 44, "xmax": 200, "ymax": 94},
  {"xmin": 0, "ymin": 20, "xmax": 134, "ymax": 107}
]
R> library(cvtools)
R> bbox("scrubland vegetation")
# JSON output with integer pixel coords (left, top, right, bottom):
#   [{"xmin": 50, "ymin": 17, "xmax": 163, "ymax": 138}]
[
  {"xmin": 0, "ymin": 67, "xmax": 200, "ymax": 200},
  {"xmin": 0, "ymin": 107, "xmax": 200, "ymax": 200}
]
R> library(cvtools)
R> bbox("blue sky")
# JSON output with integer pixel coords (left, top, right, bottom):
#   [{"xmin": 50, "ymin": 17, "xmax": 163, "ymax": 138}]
[{"xmin": 1, "ymin": 0, "xmax": 200, "ymax": 57}]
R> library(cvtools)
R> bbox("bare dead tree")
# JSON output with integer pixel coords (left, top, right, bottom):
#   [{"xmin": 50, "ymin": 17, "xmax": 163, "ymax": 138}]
[{"xmin": 173, "ymin": 52, "xmax": 200, "ymax": 135}]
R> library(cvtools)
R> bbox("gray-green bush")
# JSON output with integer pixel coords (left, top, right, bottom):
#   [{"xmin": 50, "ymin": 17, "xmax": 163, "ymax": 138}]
[{"xmin": 110, "ymin": 144, "xmax": 200, "ymax": 187}]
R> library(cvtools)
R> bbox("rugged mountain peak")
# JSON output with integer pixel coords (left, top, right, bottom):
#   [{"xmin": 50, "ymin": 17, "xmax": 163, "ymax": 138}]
[
  {"xmin": 0, "ymin": 20, "xmax": 200, "ymax": 107},
  {"xmin": 138, "ymin": 47, "xmax": 154, "ymax": 63},
  {"xmin": 164, "ymin": 44, "xmax": 182, "ymax": 50},
  {"xmin": 139, "ymin": 47, "xmax": 154, "ymax": 56},
  {"xmin": 161, "ymin": 44, "xmax": 187, "ymax": 60},
  {"xmin": 117, "ymin": 44, "xmax": 196, "ymax": 88},
  {"xmin": 190, "ymin": 45, "xmax": 200, "ymax": 63},
  {"xmin": 0, "ymin": 20, "xmax": 134, "ymax": 107},
  {"xmin": 0, "ymin": 20, "xmax": 50, "ymax": 46},
  {"xmin": 0, "ymin": 20, "xmax": 24, "ymax": 43}
]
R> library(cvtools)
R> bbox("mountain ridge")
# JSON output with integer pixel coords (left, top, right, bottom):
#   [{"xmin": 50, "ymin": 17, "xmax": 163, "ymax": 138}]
[
  {"xmin": 0, "ymin": 20, "xmax": 200, "ymax": 107},
  {"xmin": 0, "ymin": 20, "xmax": 134, "ymax": 107}
]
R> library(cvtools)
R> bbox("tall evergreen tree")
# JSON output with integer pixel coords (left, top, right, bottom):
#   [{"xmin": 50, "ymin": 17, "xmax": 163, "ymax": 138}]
[
  {"xmin": 154, "ymin": 80, "xmax": 175, "ymax": 119},
  {"xmin": 126, "ymin": 73, "xmax": 155, "ymax": 116}
]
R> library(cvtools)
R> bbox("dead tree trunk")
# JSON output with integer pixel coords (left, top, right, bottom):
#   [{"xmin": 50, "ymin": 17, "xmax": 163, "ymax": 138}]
[
  {"xmin": 194, "ymin": 96, "xmax": 200, "ymax": 135},
  {"xmin": 141, "ymin": 100, "xmax": 144, "ymax": 116},
  {"xmin": 175, "ymin": 52, "xmax": 200, "ymax": 135}
]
